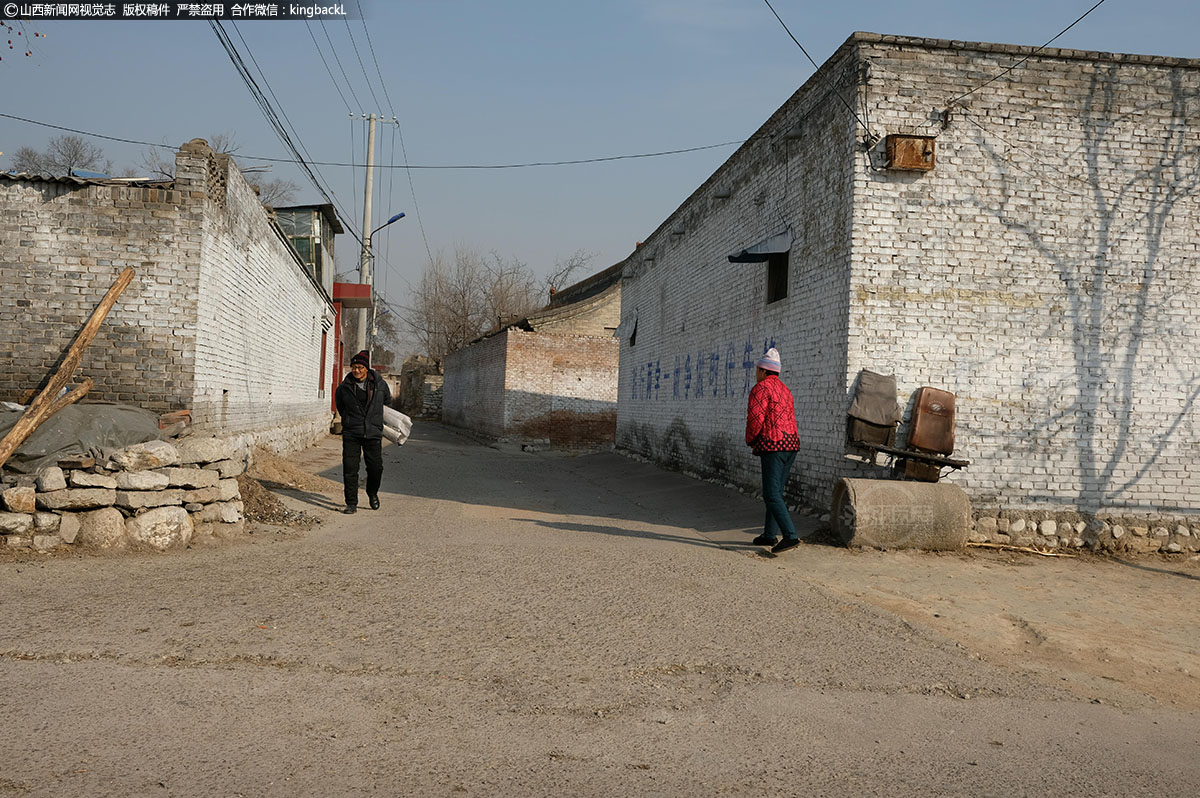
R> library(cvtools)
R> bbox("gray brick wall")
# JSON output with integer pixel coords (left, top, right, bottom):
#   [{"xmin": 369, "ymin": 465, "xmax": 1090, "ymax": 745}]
[
  {"xmin": 504, "ymin": 330, "xmax": 618, "ymax": 446},
  {"xmin": 0, "ymin": 179, "xmax": 199, "ymax": 410},
  {"xmin": 443, "ymin": 329, "xmax": 618, "ymax": 445},
  {"xmin": 0, "ymin": 140, "xmax": 336, "ymax": 454},
  {"xmin": 617, "ymin": 33, "xmax": 1200, "ymax": 517},
  {"xmin": 443, "ymin": 333, "xmax": 508, "ymax": 437}
]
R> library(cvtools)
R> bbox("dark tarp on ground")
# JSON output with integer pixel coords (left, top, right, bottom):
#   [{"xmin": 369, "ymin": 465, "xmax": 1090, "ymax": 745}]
[{"xmin": 0, "ymin": 402, "xmax": 162, "ymax": 474}]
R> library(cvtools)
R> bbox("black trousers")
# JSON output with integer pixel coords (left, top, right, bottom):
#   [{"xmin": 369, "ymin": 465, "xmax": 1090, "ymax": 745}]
[{"xmin": 342, "ymin": 436, "xmax": 383, "ymax": 506}]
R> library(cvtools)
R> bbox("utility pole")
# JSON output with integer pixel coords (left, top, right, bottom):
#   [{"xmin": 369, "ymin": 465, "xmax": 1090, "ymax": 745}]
[{"xmin": 356, "ymin": 112, "xmax": 377, "ymax": 356}]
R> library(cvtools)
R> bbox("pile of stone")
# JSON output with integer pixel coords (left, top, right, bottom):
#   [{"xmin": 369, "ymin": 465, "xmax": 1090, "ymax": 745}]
[
  {"xmin": 0, "ymin": 436, "xmax": 250, "ymax": 553},
  {"xmin": 969, "ymin": 510, "xmax": 1200, "ymax": 555}
]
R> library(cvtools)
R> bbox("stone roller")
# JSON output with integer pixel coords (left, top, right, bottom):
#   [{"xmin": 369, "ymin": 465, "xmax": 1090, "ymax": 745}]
[{"xmin": 831, "ymin": 477, "xmax": 971, "ymax": 550}]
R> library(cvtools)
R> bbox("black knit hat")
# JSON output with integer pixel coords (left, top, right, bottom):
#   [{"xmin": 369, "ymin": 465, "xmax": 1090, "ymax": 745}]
[{"xmin": 351, "ymin": 350, "xmax": 370, "ymax": 368}]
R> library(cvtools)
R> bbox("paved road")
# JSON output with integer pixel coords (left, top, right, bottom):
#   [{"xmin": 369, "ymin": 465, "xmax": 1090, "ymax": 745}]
[{"xmin": 2, "ymin": 424, "xmax": 1198, "ymax": 797}]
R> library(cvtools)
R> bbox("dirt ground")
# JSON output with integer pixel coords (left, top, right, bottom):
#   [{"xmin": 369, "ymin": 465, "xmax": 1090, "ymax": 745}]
[
  {"xmin": 270, "ymin": 430, "xmax": 1200, "ymax": 715},
  {"xmin": 794, "ymin": 544, "xmax": 1200, "ymax": 711},
  {"xmin": 547, "ymin": 448, "xmax": 1200, "ymax": 714},
  {"xmin": 236, "ymin": 447, "xmax": 342, "ymax": 527},
  {"xmin": 3, "ymin": 425, "xmax": 1198, "ymax": 796}
]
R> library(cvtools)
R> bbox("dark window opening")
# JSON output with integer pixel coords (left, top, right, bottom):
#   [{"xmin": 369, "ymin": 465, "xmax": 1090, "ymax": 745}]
[{"xmin": 767, "ymin": 251, "xmax": 789, "ymax": 303}]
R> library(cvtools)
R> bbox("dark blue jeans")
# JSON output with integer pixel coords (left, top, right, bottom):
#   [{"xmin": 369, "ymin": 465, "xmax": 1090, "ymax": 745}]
[
  {"xmin": 342, "ymin": 436, "xmax": 383, "ymax": 507},
  {"xmin": 760, "ymin": 450, "xmax": 798, "ymax": 541}
]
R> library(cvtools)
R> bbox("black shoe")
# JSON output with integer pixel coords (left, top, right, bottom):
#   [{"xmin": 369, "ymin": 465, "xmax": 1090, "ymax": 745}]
[
  {"xmin": 368, "ymin": 495, "xmax": 380, "ymax": 510},
  {"xmin": 752, "ymin": 534, "xmax": 779, "ymax": 546},
  {"xmin": 770, "ymin": 538, "xmax": 800, "ymax": 554},
  {"xmin": 343, "ymin": 506, "xmax": 357, "ymax": 514}
]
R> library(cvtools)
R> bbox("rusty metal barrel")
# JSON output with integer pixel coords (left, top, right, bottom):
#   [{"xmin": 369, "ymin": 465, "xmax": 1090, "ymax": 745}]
[{"xmin": 831, "ymin": 478, "xmax": 971, "ymax": 550}]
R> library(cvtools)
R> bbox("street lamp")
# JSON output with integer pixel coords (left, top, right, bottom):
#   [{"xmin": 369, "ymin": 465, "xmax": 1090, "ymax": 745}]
[
  {"xmin": 371, "ymin": 212, "xmax": 406, "ymax": 240},
  {"xmin": 358, "ymin": 212, "xmax": 406, "ymax": 356}
]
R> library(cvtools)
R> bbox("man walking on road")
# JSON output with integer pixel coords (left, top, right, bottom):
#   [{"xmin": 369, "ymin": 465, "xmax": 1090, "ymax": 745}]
[
  {"xmin": 335, "ymin": 349, "xmax": 391, "ymax": 514},
  {"xmin": 745, "ymin": 347, "xmax": 801, "ymax": 554}
]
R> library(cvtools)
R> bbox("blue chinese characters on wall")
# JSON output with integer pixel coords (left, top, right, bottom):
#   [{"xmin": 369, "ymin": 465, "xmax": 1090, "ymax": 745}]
[{"xmin": 628, "ymin": 336, "xmax": 776, "ymax": 402}]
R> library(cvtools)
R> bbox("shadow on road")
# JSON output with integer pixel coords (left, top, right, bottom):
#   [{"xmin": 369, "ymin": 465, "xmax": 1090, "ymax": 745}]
[
  {"xmin": 258, "ymin": 481, "xmax": 344, "ymax": 512},
  {"xmin": 317, "ymin": 422, "xmax": 827, "ymax": 548},
  {"xmin": 1111, "ymin": 557, "xmax": 1200, "ymax": 582},
  {"xmin": 515, "ymin": 517, "xmax": 764, "ymax": 551}
]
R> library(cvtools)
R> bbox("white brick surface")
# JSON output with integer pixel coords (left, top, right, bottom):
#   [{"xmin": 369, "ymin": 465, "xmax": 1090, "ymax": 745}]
[{"xmin": 617, "ymin": 34, "xmax": 1200, "ymax": 517}]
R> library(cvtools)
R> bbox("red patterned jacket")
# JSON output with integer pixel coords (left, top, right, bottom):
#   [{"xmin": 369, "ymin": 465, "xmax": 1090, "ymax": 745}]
[{"xmin": 745, "ymin": 374, "xmax": 800, "ymax": 455}]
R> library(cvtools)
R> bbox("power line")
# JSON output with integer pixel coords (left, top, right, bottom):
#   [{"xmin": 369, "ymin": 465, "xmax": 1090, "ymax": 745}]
[
  {"xmin": 947, "ymin": 0, "xmax": 1110, "ymax": 107},
  {"xmin": 209, "ymin": 20, "xmax": 363, "ymax": 245},
  {"xmin": 0, "ymin": 111, "xmax": 745, "ymax": 171},
  {"xmin": 358, "ymin": 0, "xmax": 395, "ymax": 116},
  {"xmin": 343, "ymin": 15, "xmax": 383, "ymax": 113},
  {"xmin": 760, "ymin": 0, "xmax": 877, "ymax": 143},
  {"xmin": 352, "ymin": 0, "xmax": 435, "ymax": 267},
  {"xmin": 224, "ymin": 20, "xmax": 363, "ymax": 243},
  {"xmin": 241, "ymin": 139, "xmax": 748, "ymax": 169},
  {"xmin": 318, "ymin": 18, "xmax": 366, "ymax": 113},
  {"xmin": 305, "ymin": 20, "xmax": 354, "ymax": 115}
]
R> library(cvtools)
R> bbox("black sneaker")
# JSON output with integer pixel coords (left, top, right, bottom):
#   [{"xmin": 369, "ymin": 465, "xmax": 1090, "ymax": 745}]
[
  {"xmin": 752, "ymin": 534, "xmax": 779, "ymax": 546},
  {"xmin": 770, "ymin": 538, "xmax": 800, "ymax": 554},
  {"xmin": 343, "ymin": 506, "xmax": 357, "ymax": 514},
  {"xmin": 369, "ymin": 495, "xmax": 380, "ymax": 510}
]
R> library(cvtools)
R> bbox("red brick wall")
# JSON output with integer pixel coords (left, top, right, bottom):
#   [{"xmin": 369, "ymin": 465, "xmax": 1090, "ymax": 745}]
[
  {"xmin": 504, "ymin": 330, "xmax": 618, "ymax": 446},
  {"xmin": 443, "ymin": 329, "xmax": 618, "ymax": 445}
]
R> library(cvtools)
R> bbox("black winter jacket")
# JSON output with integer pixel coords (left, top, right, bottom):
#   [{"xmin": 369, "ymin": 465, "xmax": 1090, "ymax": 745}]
[{"xmin": 335, "ymin": 368, "xmax": 391, "ymax": 440}]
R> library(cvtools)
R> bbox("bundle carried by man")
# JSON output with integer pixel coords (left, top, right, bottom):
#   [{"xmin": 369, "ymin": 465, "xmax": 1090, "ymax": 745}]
[{"xmin": 382, "ymin": 406, "xmax": 412, "ymax": 445}]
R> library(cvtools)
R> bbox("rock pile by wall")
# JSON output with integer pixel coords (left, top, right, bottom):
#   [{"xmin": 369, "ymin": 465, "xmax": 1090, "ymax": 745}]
[
  {"xmin": 968, "ymin": 510, "xmax": 1200, "ymax": 555},
  {"xmin": 0, "ymin": 436, "xmax": 249, "ymax": 553}
]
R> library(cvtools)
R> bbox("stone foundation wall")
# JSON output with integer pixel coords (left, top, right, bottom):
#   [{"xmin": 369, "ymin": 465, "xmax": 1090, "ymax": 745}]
[
  {"xmin": 0, "ymin": 435, "xmax": 249, "ymax": 553},
  {"xmin": 968, "ymin": 509, "xmax": 1200, "ymax": 555}
]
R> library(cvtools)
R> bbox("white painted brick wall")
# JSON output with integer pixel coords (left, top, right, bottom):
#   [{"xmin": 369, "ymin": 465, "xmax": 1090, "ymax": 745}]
[
  {"xmin": 848, "ymin": 37, "xmax": 1200, "ymax": 515},
  {"xmin": 617, "ymin": 43, "xmax": 860, "ymax": 505},
  {"xmin": 618, "ymin": 33, "xmax": 1200, "ymax": 517},
  {"xmin": 189, "ymin": 150, "xmax": 336, "ymax": 452}
]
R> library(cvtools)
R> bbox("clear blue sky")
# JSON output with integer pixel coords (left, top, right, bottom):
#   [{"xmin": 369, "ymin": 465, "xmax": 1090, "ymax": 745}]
[{"xmin": 3, "ymin": 0, "xmax": 1198, "ymax": 313}]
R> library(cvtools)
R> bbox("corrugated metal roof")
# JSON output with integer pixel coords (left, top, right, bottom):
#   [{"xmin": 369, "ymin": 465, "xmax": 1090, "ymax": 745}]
[{"xmin": 0, "ymin": 172, "xmax": 172, "ymax": 188}]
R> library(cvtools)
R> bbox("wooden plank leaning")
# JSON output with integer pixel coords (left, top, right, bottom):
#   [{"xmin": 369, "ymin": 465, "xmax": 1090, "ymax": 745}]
[{"xmin": 0, "ymin": 267, "xmax": 135, "ymax": 471}]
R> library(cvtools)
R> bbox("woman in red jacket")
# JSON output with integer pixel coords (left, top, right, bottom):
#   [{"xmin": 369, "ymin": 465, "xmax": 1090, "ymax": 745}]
[{"xmin": 745, "ymin": 347, "xmax": 801, "ymax": 553}]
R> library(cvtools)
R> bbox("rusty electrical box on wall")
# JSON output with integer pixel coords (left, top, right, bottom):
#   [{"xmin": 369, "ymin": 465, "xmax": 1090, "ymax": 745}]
[{"xmin": 885, "ymin": 134, "xmax": 936, "ymax": 171}]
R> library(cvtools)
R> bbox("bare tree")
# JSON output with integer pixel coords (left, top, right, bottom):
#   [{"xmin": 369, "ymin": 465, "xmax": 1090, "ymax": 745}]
[
  {"xmin": 543, "ymin": 249, "xmax": 595, "ymax": 298},
  {"xmin": 370, "ymin": 303, "xmax": 417, "ymax": 371},
  {"xmin": 139, "ymin": 132, "xmax": 299, "ymax": 204},
  {"xmin": 139, "ymin": 146, "xmax": 176, "ymax": 181},
  {"xmin": 402, "ymin": 248, "xmax": 544, "ymax": 361},
  {"xmin": 251, "ymin": 176, "xmax": 300, "ymax": 206},
  {"xmin": 11, "ymin": 134, "xmax": 114, "ymax": 175},
  {"xmin": 482, "ymin": 252, "xmax": 541, "ymax": 331}
]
